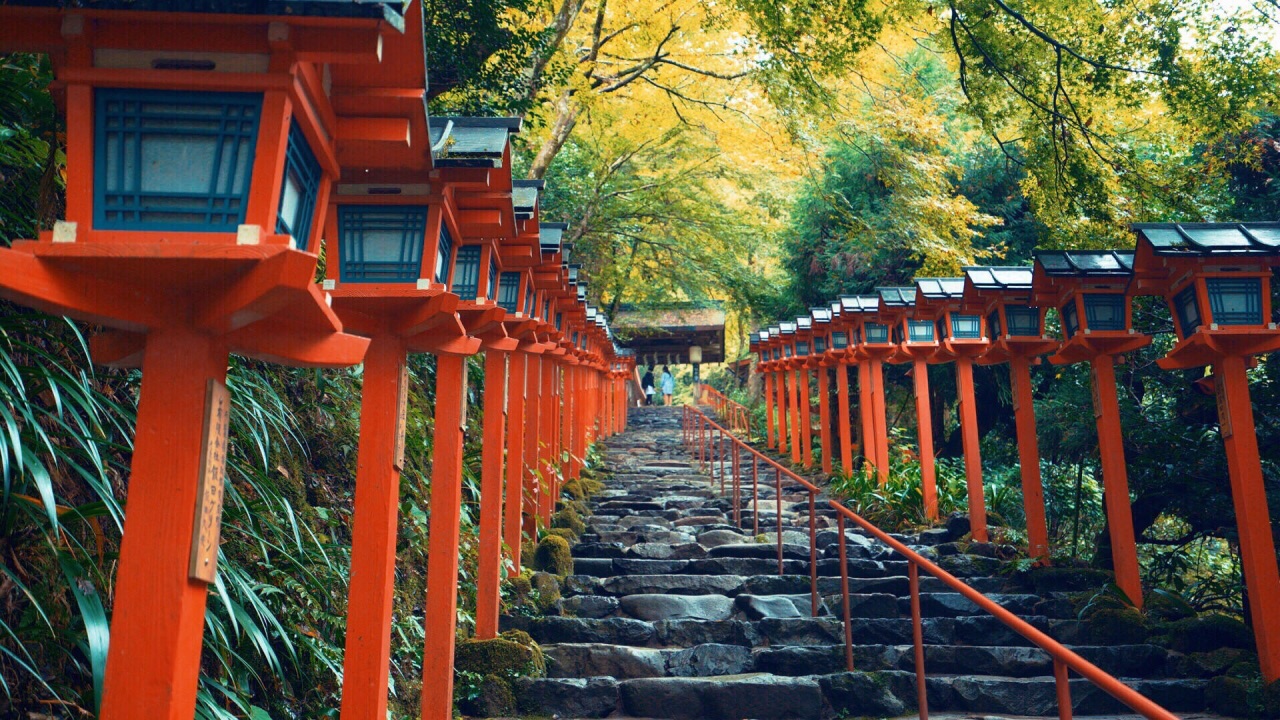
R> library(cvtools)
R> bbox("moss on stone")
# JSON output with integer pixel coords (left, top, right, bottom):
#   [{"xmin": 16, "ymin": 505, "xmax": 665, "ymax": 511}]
[
  {"xmin": 551, "ymin": 505, "xmax": 586, "ymax": 537},
  {"xmin": 529, "ymin": 571, "xmax": 562, "ymax": 612},
  {"xmin": 533, "ymin": 534, "xmax": 574, "ymax": 577},
  {"xmin": 500, "ymin": 629, "xmax": 546, "ymax": 676},
  {"xmin": 1162, "ymin": 614, "xmax": 1255, "ymax": 654},
  {"xmin": 545, "ymin": 527, "xmax": 577, "ymax": 542},
  {"xmin": 1206, "ymin": 675, "xmax": 1254, "ymax": 717},
  {"xmin": 455, "ymin": 637, "xmax": 538, "ymax": 679},
  {"xmin": 561, "ymin": 478, "xmax": 586, "ymax": 501},
  {"xmin": 458, "ymin": 674, "xmax": 516, "ymax": 718},
  {"xmin": 1086, "ymin": 607, "xmax": 1149, "ymax": 645}
]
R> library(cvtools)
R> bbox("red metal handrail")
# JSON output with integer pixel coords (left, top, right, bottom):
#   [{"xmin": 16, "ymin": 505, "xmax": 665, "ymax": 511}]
[
  {"xmin": 697, "ymin": 384, "xmax": 752, "ymax": 439},
  {"xmin": 681, "ymin": 404, "xmax": 1177, "ymax": 720}
]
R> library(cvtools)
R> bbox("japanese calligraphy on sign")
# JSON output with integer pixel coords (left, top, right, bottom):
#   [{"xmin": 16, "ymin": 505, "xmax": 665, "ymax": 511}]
[
  {"xmin": 190, "ymin": 379, "xmax": 231, "ymax": 584},
  {"xmin": 393, "ymin": 362, "xmax": 409, "ymax": 471},
  {"xmin": 1215, "ymin": 372, "xmax": 1233, "ymax": 439}
]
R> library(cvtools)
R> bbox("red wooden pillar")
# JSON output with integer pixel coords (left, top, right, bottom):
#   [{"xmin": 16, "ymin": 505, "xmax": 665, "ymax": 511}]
[
  {"xmin": 788, "ymin": 369, "xmax": 802, "ymax": 464},
  {"xmin": 954, "ymin": 357, "xmax": 989, "ymax": 543},
  {"xmin": 1009, "ymin": 356, "xmax": 1050, "ymax": 561},
  {"xmin": 503, "ymin": 351, "xmax": 527, "ymax": 570},
  {"xmin": 99, "ymin": 328, "xmax": 228, "ymax": 720},
  {"xmin": 857, "ymin": 362, "xmax": 873, "ymax": 475},
  {"xmin": 765, "ymin": 372, "xmax": 776, "ymax": 449},
  {"xmin": 1216, "ymin": 355, "xmax": 1280, "ymax": 681},
  {"xmin": 911, "ymin": 358, "xmax": 938, "ymax": 521},
  {"xmin": 799, "ymin": 368, "xmax": 814, "ymax": 468},
  {"xmin": 868, "ymin": 357, "xmax": 889, "ymax": 484},
  {"xmin": 775, "ymin": 371, "xmax": 789, "ymax": 456},
  {"xmin": 475, "ymin": 349, "xmax": 508, "ymax": 639},
  {"xmin": 836, "ymin": 364, "xmax": 854, "ymax": 476},
  {"xmin": 541, "ymin": 358, "xmax": 557, "ymax": 524},
  {"xmin": 817, "ymin": 367, "xmax": 832, "ymax": 475},
  {"xmin": 523, "ymin": 354, "xmax": 542, "ymax": 535},
  {"xmin": 1089, "ymin": 355, "xmax": 1142, "ymax": 607},
  {"xmin": 420, "ymin": 353, "xmax": 469, "ymax": 720},
  {"xmin": 337, "ymin": 336, "xmax": 406, "ymax": 720}
]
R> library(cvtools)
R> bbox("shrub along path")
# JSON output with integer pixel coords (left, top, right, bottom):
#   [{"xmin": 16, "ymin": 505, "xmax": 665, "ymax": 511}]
[{"xmin": 503, "ymin": 406, "xmax": 1245, "ymax": 719}]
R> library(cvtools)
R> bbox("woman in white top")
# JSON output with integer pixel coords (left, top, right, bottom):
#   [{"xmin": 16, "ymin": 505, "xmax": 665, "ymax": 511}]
[{"xmin": 661, "ymin": 366, "xmax": 675, "ymax": 406}]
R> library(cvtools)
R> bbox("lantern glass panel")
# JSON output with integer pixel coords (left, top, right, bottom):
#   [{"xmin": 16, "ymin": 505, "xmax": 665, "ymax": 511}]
[
  {"xmin": 487, "ymin": 257, "xmax": 499, "ymax": 300},
  {"xmin": 542, "ymin": 296, "xmax": 551, "ymax": 322},
  {"xmin": 936, "ymin": 318, "xmax": 948, "ymax": 339},
  {"xmin": 451, "ymin": 245, "xmax": 483, "ymax": 298},
  {"xmin": 833, "ymin": 331, "xmax": 848, "ymax": 349},
  {"xmin": 784, "ymin": 345, "xmax": 793, "ymax": 358},
  {"xmin": 1207, "ymin": 277, "xmax": 1263, "ymax": 325},
  {"xmin": 814, "ymin": 336, "xmax": 827, "ymax": 352},
  {"xmin": 276, "ymin": 121, "xmax": 321, "ymax": 246},
  {"xmin": 987, "ymin": 310, "xmax": 1002, "ymax": 338},
  {"xmin": 908, "ymin": 320, "xmax": 934, "ymax": 342},
  {"xmin": 96, "ymin": 89, "xmax": 262, "ymax": 231},
  {"xmin": 796, "ymin": 341, "xmax": 809, "ymax": 356},
  {"xmin": 555, "ymin": 313, "xmax": 563, "ymax": 331},
  {"xmin": 1061, "ymin": 301, "xmax": 1079, "ymax": 338},
  {"xmin": 524, "ymin": 285, "xmax": 535, "ymax": 316},
  {"xmin": 497, "ymin": 272, "xmax": 521, "ymax": 312},
  {"xmin": 1006, "ymin": 305, "xmax": 1041, "ymax": 336},
  {"xmin": 892, "ymin": 323, "xmax": 905, "ymax": 344},
  {"xmin": 865, "ymin": 323, "xmax": 889, "ymax": 343},
  {"xmin": 336, "ymin": 205, "xmax": 428, "ymax": 282},
  {"xmin": 1083, "ymin": 293, "xmax": 1126, "ymax": 331},
  {"xmin": 1173, "ymin": 284, "xmax": 1201, "ymax": 337},
  {"xmin": 951, "ymin": 314, "xmax": 982, "ymax": 339},
  {"xmin": 434, "ymin": 225, "xmax": 453, "ymax": 285}
]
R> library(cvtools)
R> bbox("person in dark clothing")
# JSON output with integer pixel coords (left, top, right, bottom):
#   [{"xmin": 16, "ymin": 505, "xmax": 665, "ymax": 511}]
[{"xmin": 642, "ymin": 367, "xmax": 656, "ymax": 405}]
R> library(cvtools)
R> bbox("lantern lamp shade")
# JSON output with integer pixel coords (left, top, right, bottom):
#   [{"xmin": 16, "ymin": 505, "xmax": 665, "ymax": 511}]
[
  {"xmin": 95, "ymin": 88, "xmax": 262, "ymax": 231},
  {"xmin": 1061, "ymin": 300, "xmax": 1080, "ymax": 338},
  {"xmin": 542, "ymin": 295, "xmax": 552, "ymax": 322},
  {"xmin": 1005, "ymin": 305, "xmax": 1041, "ymax": 336},
  {"xmin": 524, "ymin": 284, "xmax": 536, "ymax": 317},
  {"xmin": 689, "ymin": 345, "xmax": 703, "ymax": 363},
  {"xmin": 497, "ymin": 272, "xmax": 522, "ymax": 313},
  {"xmin": 276, "ymin": 121, "xmax": 322, "ymax": 246},
  {"xmin": 865, "ymin": 323, "xmax": 889, "ymax": 343},
  {"xmin": 796, "ymin": 341, "xmax": 809, "ymax": 356},
  {"xmin": 1083, "ymin": 293, "xmax": 1126, "ymax": 331},
  {"xmin": 487, "ymin": 256, "xmax": 499, "ymax": 300},
  {"xmin": 1207, "ymin": 277, "xmax": 1263, "ymax": 325},
  {"xmin": 336, "ymin": 205, "xmax": 428, "ymax": 282},
  {"xmin": 814, "ymin": 335, "xmax": 827, "ymax": 352},
  {"xmin": 950, "ymin": 313, "xmax": 982, "ymax": 339},
  {"xmin": 832, "ymin": 331, "xmax": 849, "ymax": 349},
  {"xmin": 434, "ymin": 224, "xmax": 453, "ymax": 285},
  {"xmin": 555, "ymin": 312, "xmax": 563, "ymax": 331},
  {"xmin": 451, "ymin": 245, "xmax": 483, "ymax": 298},
  {"xmin": 908, "ymin": 320, "xmax": 934, "ymax": 342},
  {"xmin": 783, "ymin": 344, "xmax": 793, "ymax": 358},
  {"xmin": 1172, "ymin": 284, "xmax": 1201, "ymax": 336}
]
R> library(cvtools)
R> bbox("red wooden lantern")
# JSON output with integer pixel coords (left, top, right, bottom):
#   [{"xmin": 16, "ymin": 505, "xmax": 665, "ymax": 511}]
[
  {"xmin": 1129, "ymin": 222, "xmax": 1280, "ymax": 681},
  {"xmin": 913, "ymin": 278, "xmax": 991, "ymax": 542},
  {"xmin": 844, "ymin": 295, "xmax": 892, "ymax": 483},
  {"xmin": 811, "ymin": 306, "xmax": 836, "ymax": 475},
  {"xmin": 877, "ymin": 286, "xmax": 939, "ymax": 520},
  {"xmin": 962, "ymin": 266, "xmax": 1060, "ymax": 561},
  {"xmin": 1033, "ymin": 250, "xmax": 1147, "ymax": 608},
  {"xmin": 794, "ymin": 314, "xmax": 816, "ymax": 467},
  {"xmin": 0, "ymin": 3, "xmax": 428, "ymax": 716},
  {"xmin": 825, "ymin": 300, "xmax": 857, "ymax": 475}
]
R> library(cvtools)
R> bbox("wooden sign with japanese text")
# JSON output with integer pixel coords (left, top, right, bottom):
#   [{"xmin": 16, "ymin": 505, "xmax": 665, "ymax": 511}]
[
  {"xmin": 393, "ymin": 362, "xmax": 409, "ymax": 471},
  {"xmin": 1215, "ymin": 372, "xmax": 1233, "ymax": 439},
  {"xmin": 190, "ymin": 379, "xmax": 231, "ymax": 584}
]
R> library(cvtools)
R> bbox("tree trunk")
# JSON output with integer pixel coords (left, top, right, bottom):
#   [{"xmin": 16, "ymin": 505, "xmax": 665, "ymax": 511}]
[{"xmin": 528, "ymin": 92, "xmax": 581, "ymax": 180}]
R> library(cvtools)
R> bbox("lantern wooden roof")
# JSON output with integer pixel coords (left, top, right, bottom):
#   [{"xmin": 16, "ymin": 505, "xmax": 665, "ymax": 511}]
[
  {"xmin": 913, "ymin": 277, "xmax": 967, "ymax": 317},
  {"xmin": 1032, "ymin": 251, "xmax": 1134, "ymax": 306},
  {"xmin": 962, "ymin": 266, "xmax": 1034, "ymax": 312},
  {"xmin": 877, "ymin": 287, "xmax": 917, "ymax": 309}
]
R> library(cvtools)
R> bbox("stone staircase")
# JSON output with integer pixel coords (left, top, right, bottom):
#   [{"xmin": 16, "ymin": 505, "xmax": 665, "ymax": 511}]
[{"xmin": 505, "ymin": 406, "xmax": 1217, "ymax": 719}]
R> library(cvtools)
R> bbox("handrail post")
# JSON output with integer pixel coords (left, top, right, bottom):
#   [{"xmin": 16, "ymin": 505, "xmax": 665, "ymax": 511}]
[
  {"xmin": 752, "ymin": 454, "xmax": 759, "ymax": 536},
  {"xmin": 808, "ymin": 490, "xmax": 818, "ymax": 617},
  {"xmin": 775, "ymin": 467, "xmax": 784, "ymax": 575},
  {"xmin": 910, "ymin": 562, "xmax": 929, "ymax": 720},
  {"xmin": 719, "ymin": 431, "xmax": 727, "ymax": 494},
  {"xmin": 1054, "ymin": 659, "xmax": 1073, "ymax": 720},
  {"xmin": 838, "ymin": 514, "xmax": 853, "ymax": 672},
  {"xmin": 733, "ymin": 442, "xmax": 741, "ymax": 529}
]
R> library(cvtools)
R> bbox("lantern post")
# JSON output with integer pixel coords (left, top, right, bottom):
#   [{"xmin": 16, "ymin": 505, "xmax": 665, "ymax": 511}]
[
  {"xmin": 811, "ymin": 307, "xmax": 836, "ymax": 475},
  {"xmin": 0, "ymin": 4, "xmax": 421, "ymax": 716},
  {"xmin": 911, "ymin": 278, "xmax": 992, "ymax": 542},
  {"xmin": 962, "ymin": 266, "xmax": 1061, "ymax": 562},
  {"xmin": 828, "ymin": 300, "xmax": 857, "ymax": 476},
  {"xmin": 1130, "ymin": 222, "xmax": 1280, "ymax": 679},
  {"xmin": 769, "ymin": 326, "xmax": 789, "ymax": 456},
  {"xmin": 752, "ymin": 330, "xmax": 775, "ymax": 449},
  {"xmin": 846, "ymin": 295, "xmax": 893, "ymax": 483},
  {"xmin": 1033, "ymin": 251, "xmax": 1148, "ymax": 607},
  {"xmin": 794, "ymin": 315, "xmax": 816, "ymax": 468},
  {"xmin": 877, "ymin": 287, "xmax": 940, "ymax": 520},
  {"xmin": 779, "ymin": 321, "xmax": 803, "ymax": 464}
]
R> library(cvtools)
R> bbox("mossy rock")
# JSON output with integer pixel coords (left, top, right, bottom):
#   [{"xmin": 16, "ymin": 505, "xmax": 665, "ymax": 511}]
[
  {"xmin": 456, "ymin": 637, "xmax": 539, "ymax": 679},
  {"xmin": 561, "ymin": 479, "xmax": 587, "ymax": 501},
  {"xmin": 1169, "ymin": 647, "xmax": 1254, "ymax": 678},
  {"xmin": 1024, "ymin": 566, "xmax": 1114, "ymax": 594},
  {"xmin": 1262, "ymin": 679, "xmax": 1280, "ymax": 718},
  {"xmin": 551, "ymin": 506, "xmax": 586, "ymax": 537},
  {"xmin": 545, "ymin": 527, "xmax": 577, "ymax": 542},
  {"xmin": 1206, "ymin": 675, "xmax": 1254, "ymax": 717},
  {"xmin": 500, "ymin": 629, "xmax": 546, "ymax": 676},
  {"xmin": 458, "ymin": 674, "xmax": 516, "ymax": 717},
  {"xmin": 1162, "ymin": 614, "xmax": 1255, "ymax": 654},
  {"xmin": 1086, "ymin": 607, "xmax": 1149, "ymax": 644},
  {"xmin": 533, "ymin": 535, "xmax": 574, "ymax": 577},
  {"xmin": 530, "ymin": 571, "xmax": 562, "ymax": 611},
  {"xmin": 1143, "ymin": 590, "xmax": 1196, "ymax": 622},
  {"xmin": 580, "ymin": 477, "xmax": 605, "ymax": 495}
]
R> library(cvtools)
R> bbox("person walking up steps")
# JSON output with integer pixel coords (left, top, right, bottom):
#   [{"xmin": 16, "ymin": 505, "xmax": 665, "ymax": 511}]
[
  {"xmin": 642, "ymin": 366, "xmax": 656, "ymax": 405},
  {"xmin": 661, "ymin": 365, "xmax": 675, "ymax": 406}
]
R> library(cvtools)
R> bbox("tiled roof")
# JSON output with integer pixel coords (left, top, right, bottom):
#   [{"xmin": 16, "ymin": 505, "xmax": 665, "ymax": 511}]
[
  {"xmin": 512, "ymin": 180, "xmax": 543, "ymax": 220},
  {"xmin": 963, "ymin": 266, "xmax": 1033, "ymax": 290},
  {"xmin": 1133, "ymin": 222, "xmax": 1280, "ymax": 255},
  {"xmin": 1034, "ymin": 250, "xmax": 1133, "ymax": 276},
  {"xmin": 9, "ymin": 0, "xmax": 406, "ymax": 27},
  {"xmin": 877, "ymin": 287, "xmax": 916, "ymax": 307},
  {"xmin": 839, "ymin": 295, "xmax": 880, "ymax": 313},
  {"xmin": 916, "ymin": 278, "xmax": 966, "ymax": 299},
  {"xmin": 811, "ymin": 306, "xmax": 833, "ymax": 323},
  {"xmin": 430, "ymin": 117, "xmax": 522, "ymax": 168},
  {"xmin": 539, "ymin": 223, "xmax": 566, "ymax": 254}
]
